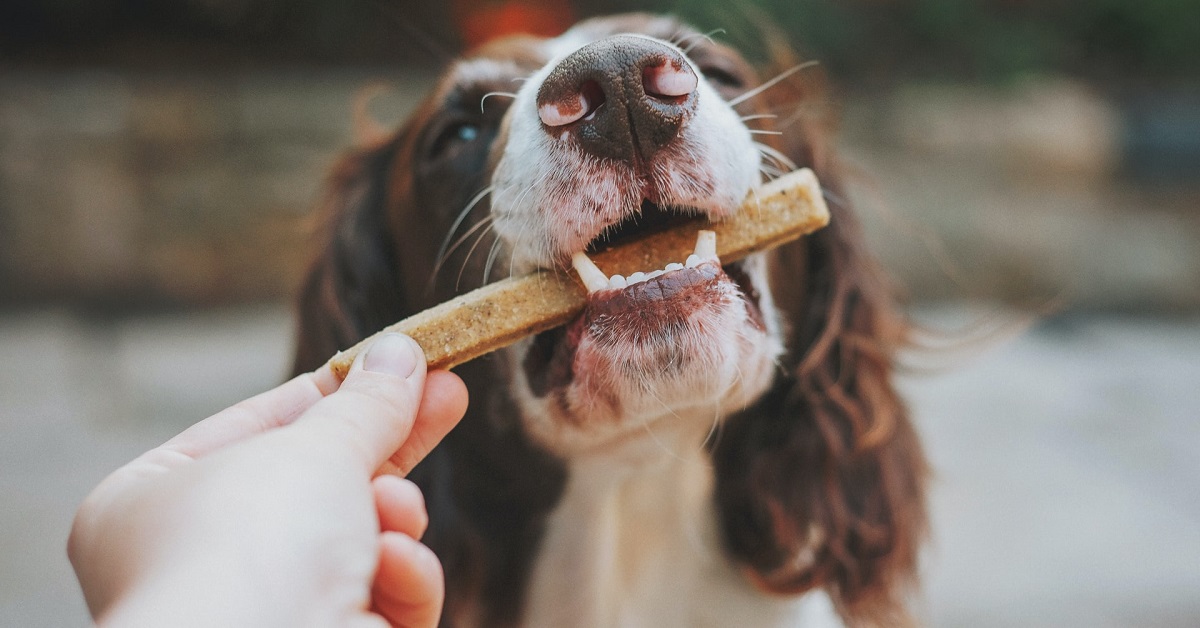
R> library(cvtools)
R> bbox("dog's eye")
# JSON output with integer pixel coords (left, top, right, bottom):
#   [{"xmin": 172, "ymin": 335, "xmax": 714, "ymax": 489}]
[
  {"xmin": 457, "ymin": 125, "xmax": 479, "ymax": 142},
  {"xmin": 699, "ymin": 65, "xmax": 745, "ymax": 90},
  {"xmin": 429, "ymin": 121, "xmax": 482, "ymax": 159}
]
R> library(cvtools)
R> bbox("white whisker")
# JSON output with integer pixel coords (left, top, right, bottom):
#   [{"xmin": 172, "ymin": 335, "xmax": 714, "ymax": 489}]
[
  {"xmin": 456, "ymin": 221, "xmax": 496, "ymax": 290},
  {"xmin": 482, "ymin": 235, "xmax": 504, "ymax": 285},
  {"xmin": 434, "ymin": 186, "xmax": 494, "ymax": 273},
  {"xmin": 754, "ymin": 141, "xmax": 797, "ymax": 171},
  {"xmin": 480, "ymin": 91, "xmax": 517, "ymax": 112},
  {"xmin": 729, "ymin": 61, "xmax": 819, "ymax": 107},
  {"xmin": 502, "ymin": 170, "xmax": 552, "ymax": 278},
  {"xmin": 822, "ymin": 188, "xmax": 849, "ymax": 210},
  {"xmin": 679, "ymin": 28, "xmax": 726, "ymax": 54},
  {"xmin": 772, "ymin": 100, "xmax": 833, "ymax": 132},
  {"xmin": 759, "ymin": 165, "xmax": 786, "ymax": 183},
  {"xmin": 432, "ymin": 215, "xmax": 494, "ymax": 282}
]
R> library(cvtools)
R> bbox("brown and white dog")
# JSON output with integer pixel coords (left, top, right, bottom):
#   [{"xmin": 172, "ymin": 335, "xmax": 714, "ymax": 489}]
[{"xmin": 292, "ymin": 13, "xmax": 927, "ymax": 628}]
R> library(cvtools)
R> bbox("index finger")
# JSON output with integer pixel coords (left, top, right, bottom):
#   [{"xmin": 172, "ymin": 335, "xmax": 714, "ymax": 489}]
[{"xmin": 288, "ymin": 334, "xmax": 434, "ymax": 473}]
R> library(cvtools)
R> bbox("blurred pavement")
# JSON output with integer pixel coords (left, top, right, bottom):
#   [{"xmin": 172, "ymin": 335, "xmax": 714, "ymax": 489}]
[{"xmin": 2, "ymin": 304, "xmax": 1198, "ymax": 626}]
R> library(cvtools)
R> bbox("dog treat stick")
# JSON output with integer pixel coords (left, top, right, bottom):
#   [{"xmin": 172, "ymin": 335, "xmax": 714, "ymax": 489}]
[{"xmin": 327, "ymin": 168, "xmax": 830, "ymax": 378}]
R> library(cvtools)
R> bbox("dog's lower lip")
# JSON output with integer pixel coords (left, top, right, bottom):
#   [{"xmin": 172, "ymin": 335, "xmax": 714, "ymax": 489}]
[
  {"xmin": 523, "ymin": 256, "xmax": 758, "ymax": 394},
  {"xmin": 538, "ymin": 257, "xmax": 755, "ymax": 342}
]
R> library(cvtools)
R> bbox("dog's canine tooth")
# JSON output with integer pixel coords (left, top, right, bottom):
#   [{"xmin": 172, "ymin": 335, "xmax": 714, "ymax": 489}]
[
  {"xmin": 572, "ymin": 252, "xmax": 610, "ymax": 293},
  {"xmin": 694, "ymin": 230, "xmax": 718, "ymax": 261}
]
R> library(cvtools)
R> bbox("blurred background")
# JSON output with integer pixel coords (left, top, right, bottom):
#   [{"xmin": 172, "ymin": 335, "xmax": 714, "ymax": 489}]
[{"xmin": 2, "ymin": 0, "xmax": 1198, "ymax": 626}]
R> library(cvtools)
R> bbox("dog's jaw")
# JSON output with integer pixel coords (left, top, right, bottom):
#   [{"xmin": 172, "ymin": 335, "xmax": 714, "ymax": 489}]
[
  {"xmin": 487, "ymin": 26, "xmax": 782, "ymax": 455},
  {"xmin": 504, "ymin": 252, "xmax": 783, "ymax": 455}
]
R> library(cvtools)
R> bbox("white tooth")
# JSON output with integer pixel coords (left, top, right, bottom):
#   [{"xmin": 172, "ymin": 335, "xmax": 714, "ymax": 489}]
[
  {"xmin": 647, "ymin": 269, "xmax": 664, "ymax": 279},
  {"xmin": 694, "ymin": 230, "xmax": 717, "ymax": 260},
  {"xmin": 665, "ymin": 262, "xmax": 684, "ymax": 272},
  {"xmin": 609, "ymin": 274, "xmax": 627, "ymax": 289},
  {"xmin": 572, "ymin": 251, "xmax": 610, "ymax": 293},
  {"xmin": 685, "ymin": 254, "xmax": 702, "ymax": 268},
  {"xmin": 628, "ymin": 271, "xmax": 647, "ymax": 284}
]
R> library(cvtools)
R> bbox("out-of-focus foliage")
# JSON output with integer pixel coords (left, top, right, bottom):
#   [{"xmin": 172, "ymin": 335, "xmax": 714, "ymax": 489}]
[
  {"xmin": 658, "ymin": 0, "xmax": 1200, "ymax": 82},
  {"xmin": 2, "ymin": 0, "xmax": 1198, "ymax": 81},
  {"xmin": 0, "ymin": 0, "xmax": 458, "ymax": 66}
]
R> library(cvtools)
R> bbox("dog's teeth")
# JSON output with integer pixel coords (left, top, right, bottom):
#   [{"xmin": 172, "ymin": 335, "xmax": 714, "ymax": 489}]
[
  {"xmin": 609, "ymin": 274, "xmax": 627, "ymax": 289},
  {"xmin": 572, "ymin": 252, "xmax": 609, "ymax": 293},
  {"xmin": 693, "ymin": 230, "xmax": 718, "ymax": 260},
  {"xmin": 647, "ymin": 269, "xmax": 664, "ymax": 279},
  {"xmin": 665, "ymin": 262, "xmax": 683, "ymax": 272},
  {"xmin": 628, "ymin": 271, "xmax": 647, "ymax": 285},
  {"xmin": 685, "ymin": 254, "xmax": 701, "ymax": 268}
]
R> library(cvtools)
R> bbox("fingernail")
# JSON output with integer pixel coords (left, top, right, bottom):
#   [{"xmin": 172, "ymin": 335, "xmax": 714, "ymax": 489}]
[{"xmin": 362, "ymin": 333, "xmax": 419, "ymax": 378}]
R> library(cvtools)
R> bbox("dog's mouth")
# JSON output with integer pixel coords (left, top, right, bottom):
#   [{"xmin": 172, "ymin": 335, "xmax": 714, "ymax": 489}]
[
  {"xmin": 571, "ymin": 198, "xmax": 763, "ymax": 326},
  {"xmin": 584, "ymin": 199, "xmax": 698, "ymax": 255},
  {"xmin": 522, "ymin": 201, "xmax": 766, "ymax": 399},
  {"xmin": 574, "ymin": 198, "xmax": 750, "ymax": 298}
]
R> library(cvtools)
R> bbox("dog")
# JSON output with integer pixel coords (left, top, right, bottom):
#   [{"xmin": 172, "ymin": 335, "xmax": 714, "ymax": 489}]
[{"xmin": 292, "ymin": 13, "xmax": 928, "ymax": 628}]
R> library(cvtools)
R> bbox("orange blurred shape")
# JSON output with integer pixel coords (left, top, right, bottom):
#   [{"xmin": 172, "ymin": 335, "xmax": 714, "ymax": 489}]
[{"xmin": 454, "ymin": 0, "xmax": 575, "ymax": 48}]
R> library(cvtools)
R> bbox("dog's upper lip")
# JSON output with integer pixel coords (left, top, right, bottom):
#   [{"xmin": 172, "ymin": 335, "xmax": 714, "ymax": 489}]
[{"xmin": 584, "ymin": 199, "xmax": 700, "ymax": 255}]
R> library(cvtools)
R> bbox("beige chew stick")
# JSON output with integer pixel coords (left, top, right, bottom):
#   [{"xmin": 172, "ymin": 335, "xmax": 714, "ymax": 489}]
[{"xmin": 327, "ymin": 168, "xmax": 830, "ymax": 379}]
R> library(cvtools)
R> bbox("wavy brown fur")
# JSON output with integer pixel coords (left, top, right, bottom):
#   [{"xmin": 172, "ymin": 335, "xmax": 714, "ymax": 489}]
[{"xmin": 711, "ymin": 47, "xmax": 929, "ymax": 626}]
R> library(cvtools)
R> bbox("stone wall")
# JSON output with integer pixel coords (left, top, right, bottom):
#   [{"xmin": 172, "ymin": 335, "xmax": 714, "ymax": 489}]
[
  {"xmin": 1, "ymin": 69, "xmax": 1196, "ymax": 311},
  {"xmin": 841, "ymin": 79, "xmax": 1200, "ymax": 312},
  {"xmin": 0, "ymin": 69, "xmax": 431, "ymax": 305}
]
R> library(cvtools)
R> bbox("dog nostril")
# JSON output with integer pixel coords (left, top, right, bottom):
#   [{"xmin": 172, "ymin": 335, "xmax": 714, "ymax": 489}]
[
  {"xmin": 579, "ymin": 80, "xmax": 606, "ymax": 120},
  {"xmin": 642, "ymin": 61, "xmax": 697, "ymax": 99},
  {"xmin": 539, "ymin": 80, "xmax": 607, "ymax": 127}
]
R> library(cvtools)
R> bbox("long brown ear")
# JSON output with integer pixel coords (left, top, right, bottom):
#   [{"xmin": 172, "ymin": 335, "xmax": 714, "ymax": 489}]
[
  {"xmin": 710, "ymin": 57, "xmax": 929, "ymax": 625},
  {"xmin": 291, "ymin": 137, "xmax": 410, "ymax": 375}
]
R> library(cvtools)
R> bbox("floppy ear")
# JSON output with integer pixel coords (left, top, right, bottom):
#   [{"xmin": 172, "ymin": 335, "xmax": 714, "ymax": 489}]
[
  {"xmin": 710, "ymin": 59, "xmax": 929, "ymax": 625},
  {"xmin": 291, "ymin": 137, "xmax": 411, "ymax": 375}
]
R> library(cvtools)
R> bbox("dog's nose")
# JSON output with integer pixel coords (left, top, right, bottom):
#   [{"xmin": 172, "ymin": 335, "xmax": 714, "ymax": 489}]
[{"xmin": 537, "ymin": 35, "xmax": 698, "ymax": 164}]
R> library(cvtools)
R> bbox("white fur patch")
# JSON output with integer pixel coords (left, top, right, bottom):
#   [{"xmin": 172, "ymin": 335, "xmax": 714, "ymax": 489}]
[{"xmin": 521, "ymin": 423, "xmax": 843, "ymax": 628}]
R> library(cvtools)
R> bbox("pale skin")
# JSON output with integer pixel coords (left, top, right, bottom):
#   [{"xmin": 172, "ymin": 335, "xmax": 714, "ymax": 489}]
[{"xmin": 67, "ymin": 333, "xmax": 469, "ymax": 628}]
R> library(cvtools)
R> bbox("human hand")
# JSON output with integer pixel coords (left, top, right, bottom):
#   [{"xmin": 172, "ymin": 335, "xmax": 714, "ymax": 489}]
[{"xmin": 68, "ymin": 333, "xmax": 468, "ymax": 628}]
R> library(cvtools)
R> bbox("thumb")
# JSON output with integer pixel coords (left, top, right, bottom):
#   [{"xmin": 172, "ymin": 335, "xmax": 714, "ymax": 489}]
[{"xmin": 290, "ymin": 333, "xmax": 428, "ymax": 473}]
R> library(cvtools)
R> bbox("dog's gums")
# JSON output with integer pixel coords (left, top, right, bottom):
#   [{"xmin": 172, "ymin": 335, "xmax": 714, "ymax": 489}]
[{"xmin": 570, "ymin": 229, "xmax": 716, "ymax": 293}]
